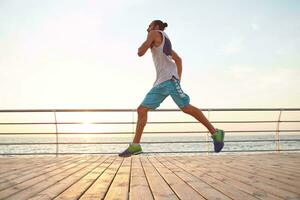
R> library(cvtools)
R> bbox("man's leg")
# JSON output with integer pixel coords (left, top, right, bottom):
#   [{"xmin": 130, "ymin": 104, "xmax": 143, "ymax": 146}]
[
  {"xmin": 119, "ymin": 81, "xmax": 167, "ymax": 157},
  {"xmin": 181, "ymin": 104, "xmax": 216, "ymax": 135},
  {"xmin": 118, "ymin": 105, "xmax": 149, "ymax": 157},
  {"xmin": 169, "ymin": 78, "xmax": 224, "ymax": 152},
  {"xmin": 168, "ymin": 77, "xmax": 216, "ymax": 134},
  {"xmin": 132, "ymin": 105, "xmax": 149, "ymax": 143},
  {"xmin": 181, "ymin": 104, "xmax": 225, "ymax": 152}
]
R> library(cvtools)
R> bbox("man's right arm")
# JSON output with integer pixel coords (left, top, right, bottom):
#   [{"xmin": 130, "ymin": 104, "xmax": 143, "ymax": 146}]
[
  {"xmin": 137, "ymin": 31, "xmax": 156, "ymax": 57},
  {"xmin": 172, "ymin": 50, "xmax": 182, "ymax": 80}
]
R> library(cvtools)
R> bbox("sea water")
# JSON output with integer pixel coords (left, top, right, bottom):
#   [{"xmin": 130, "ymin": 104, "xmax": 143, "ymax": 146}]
[{"xmin": 0, "ymin": 133, "xmax": 299, "ymax": 155}]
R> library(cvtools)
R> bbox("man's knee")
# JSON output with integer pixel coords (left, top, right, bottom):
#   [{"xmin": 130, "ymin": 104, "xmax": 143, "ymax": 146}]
[
  {"xmin": 181, "ymin": 104, "xmax": 192, "ymax": 114},
  {"xmin": 137, "ymin": 106, "xmax": 148, "ymax": 116}
]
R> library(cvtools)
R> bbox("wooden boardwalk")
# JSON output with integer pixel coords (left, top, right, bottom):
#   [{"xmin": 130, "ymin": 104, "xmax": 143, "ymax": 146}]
[{"xmin": 0, "ymin": 153, "xmax": 299, "ymax": 200}]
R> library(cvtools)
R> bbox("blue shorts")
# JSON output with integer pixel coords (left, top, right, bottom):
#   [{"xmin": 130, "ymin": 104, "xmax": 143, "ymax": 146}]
[{"xmin": 141, "ymin": 77, "xmax": 190, "ymax": 110}]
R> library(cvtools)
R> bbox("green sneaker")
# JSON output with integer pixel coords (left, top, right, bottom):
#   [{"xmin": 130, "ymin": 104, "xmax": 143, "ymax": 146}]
[
  {"xmin": 211, "ymin": 129, "xmax": 225, "ymax": 153},
  {"xmin": 119, "ymin": 144, "xmax": 143, "ymax": 157}
]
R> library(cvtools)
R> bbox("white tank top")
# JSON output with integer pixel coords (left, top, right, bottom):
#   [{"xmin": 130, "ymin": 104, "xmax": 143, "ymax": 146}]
[{"xmin": 151, "ymin": 30, "xmax": 179, "ymax": 87}]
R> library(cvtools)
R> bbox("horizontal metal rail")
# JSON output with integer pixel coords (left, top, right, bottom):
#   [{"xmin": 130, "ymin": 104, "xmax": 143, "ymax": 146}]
[
  {"xmin": 0, "ymin": 120, "xmax": 299, "ymax": 125},
  {"xmin": 0, "ymin": 130, "xmax": 299, "ymax": 135},
  {"xmin": 0, "ymin": 108, "xmax": 300, "ymax": 112},
  {"xmin": 1, "ymin": 139, "xmax": 299, "ymax": 145}
]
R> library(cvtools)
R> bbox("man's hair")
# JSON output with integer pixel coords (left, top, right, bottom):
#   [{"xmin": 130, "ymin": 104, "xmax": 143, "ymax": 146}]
[{"xmin": 152, "ymin": 20, "xmax": 168, "ymax": 31}]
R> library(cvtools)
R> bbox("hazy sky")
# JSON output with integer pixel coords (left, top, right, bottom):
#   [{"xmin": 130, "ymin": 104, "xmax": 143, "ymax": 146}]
[{"xmin": 1, "ymin": 0, "xmax": 300, "ymax": 109}]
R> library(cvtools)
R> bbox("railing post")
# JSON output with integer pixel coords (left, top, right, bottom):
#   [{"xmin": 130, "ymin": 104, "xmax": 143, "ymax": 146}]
[
  {"xmin": 276, "ymin": 109, "xmax": 282, "ymax": 152},
  {"xmin": 206, "ymin": 110, "xmax": 210, "ymax": 154},
  {"xmin": 132, "ymin": 110, "xmax": 135, "ymax": 137},
  {"xmin": 53, "ymin": 111, "xmax": 59, "ymax": 157}
]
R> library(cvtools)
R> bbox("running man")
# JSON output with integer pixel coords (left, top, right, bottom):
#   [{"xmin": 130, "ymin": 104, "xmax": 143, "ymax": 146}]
[{"xmin": 119, "ymin": 20, "xmax": 224, "ymax": 157}]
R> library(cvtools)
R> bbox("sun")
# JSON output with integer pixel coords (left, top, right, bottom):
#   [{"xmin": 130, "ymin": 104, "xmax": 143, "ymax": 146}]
[{"xmin": 80, "ymin": 122, "xmax": 97, "ymax": 133}]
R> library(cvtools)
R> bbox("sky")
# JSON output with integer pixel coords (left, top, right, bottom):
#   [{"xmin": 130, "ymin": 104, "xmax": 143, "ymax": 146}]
[{"xmin": 1, "ymin": 0, "xmax": 300, "ymax": 110}]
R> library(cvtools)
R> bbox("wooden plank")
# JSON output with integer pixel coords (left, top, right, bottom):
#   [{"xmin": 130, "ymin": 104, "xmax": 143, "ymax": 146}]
[
  {"xmin": 164, "ymin": 156, "xmax": 259, "ymax": 200},
  {"xmin": 79, "ymin": 157, "xmax": 124, "ymax": 200},
  {"xmin": 174, "ymin": 156, "xmax": 300, "ymax": 200},
  {"xmin": 0, "ymin": 156, "xmax": 75, "ymax": 177},
  {"xmin": 0, "ymin": 156, "xmax": 82, "ymax": 191},
  {"xmin": 80, "ymin": 157, "xmax": 124, "ymax": 200},
  {"xmin": 163, "ymin": 156, "xmax": 282, "ymax": 200},
  {"xmin": 222, "ymin": 157, "xmax": 300, "ymax": 188},
  {"xmin": 27, "ymin": 156, "xmax": 113, "ymax": 200},
  {"xmin": 129, "ymin": 156, "xmax": 153, "ymax": 200},
  {"xmin": 51, "ymin": 156, "xmax": 114, "ymax": 200},
  {"xmin": 103, "ymin": 157, "xmax": 131, "ymax": 200},
  {"xmin": 0, "ymin": 156, "xmax": 53, "ymax": 166},
  {"xmin": 236, "ymin": 155, "xmax": 300, "ymax": 179},
  {"xmin": 0, "ymin": 156, "xmax": 78, "ymax": 189},
  {"xmin": 148, "ymin": 156, "xmax": 205, "ymax": 200},
  {"xmin": 140, "ymin": 156, "xmax": 179, "ymax": 200},
  {"xmin": 203, "ymin": 155, "xmax": 300, "ymax": 195},
  {"xmin": 218, "ymin": 154, "xmax": 300, "ymax": 179},
  {"xmin": 155, "ymin": 156, "xmax": 232, "ymax": 200},
  {"xmin": 0, "ymin": 156, "xmax": 98, "ymax": 199}
]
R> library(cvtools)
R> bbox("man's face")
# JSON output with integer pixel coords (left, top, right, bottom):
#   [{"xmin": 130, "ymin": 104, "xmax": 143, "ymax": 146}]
[{"xmin": 147, "ymin": 22, "xmax": 158, "ymax": 32}]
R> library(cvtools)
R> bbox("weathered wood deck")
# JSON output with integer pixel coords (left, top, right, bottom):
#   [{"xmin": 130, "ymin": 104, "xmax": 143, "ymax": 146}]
[{"xmin": 0, "ymin": 153, "xmax": 299, "ymax": 200}]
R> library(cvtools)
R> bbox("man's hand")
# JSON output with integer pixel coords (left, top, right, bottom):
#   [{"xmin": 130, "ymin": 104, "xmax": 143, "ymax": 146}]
[{"xmin": 137, "ymin": 31, "xmax": 157, "ymax": 57}]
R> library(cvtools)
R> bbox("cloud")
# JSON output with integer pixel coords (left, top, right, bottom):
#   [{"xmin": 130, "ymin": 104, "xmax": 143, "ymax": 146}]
[
  {"xmin": 220, "ymin": 37, "xmax": 244, "ymax": 55},
  {"xmin": 251, "ymin": 23, "xmax": 260, "ymax": 31}
]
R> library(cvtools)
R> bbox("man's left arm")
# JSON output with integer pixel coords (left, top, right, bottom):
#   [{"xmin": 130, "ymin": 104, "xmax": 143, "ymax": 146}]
[{"xmin": 171, "ymin": 50, "xmax": 182, "ymax": 80}]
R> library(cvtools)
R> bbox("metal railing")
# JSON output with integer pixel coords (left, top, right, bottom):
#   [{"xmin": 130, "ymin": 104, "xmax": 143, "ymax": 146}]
[{"xmin": 0, "ymin": 108, "xmax": 300, "ymax": 156}]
